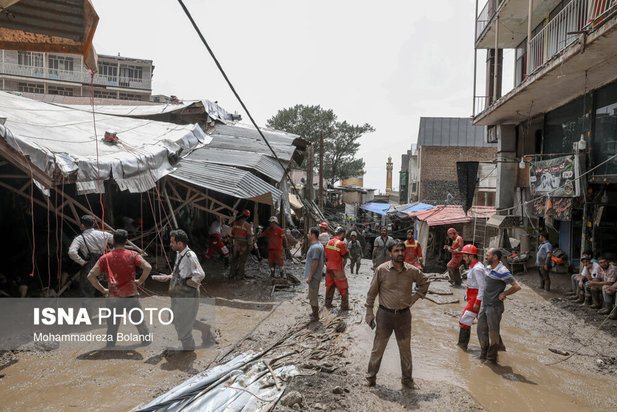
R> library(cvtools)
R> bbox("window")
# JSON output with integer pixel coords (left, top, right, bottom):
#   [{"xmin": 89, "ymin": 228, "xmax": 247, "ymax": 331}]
[
  {"xmin": 48, "ymin": 85, "xmax": 73, "ymax": 96},
  {"xmin": 18, "ymin": 82, "xmax": 44, "ymax": 93},
  {"xmin": 99, "ymin": 62, "xmax": 118, "ymax": 80},
  {"xmin": 93, "ymin": 89, "xmax": 116, "ymax": 99},
  {"xmin": 544, "ymin": 94, "xmax": 589, "ymax": 154},
  {"xmin": 119, "ymin": 64, "xmax": 143, "ymax": 86},
  {"xmin": 48, "ymin": 55, "xmax": 74, "ymax": 76},
  {"xmin": 17, "ymin": 51, "xmax": 43, "ymax": 68},
  {"xmin": 119, "ymin": 92, "xmax": 143, "ymax": 101},
  {"xmin": 515, "ymin": 39, "xmax": 526, "ymax": 86}
]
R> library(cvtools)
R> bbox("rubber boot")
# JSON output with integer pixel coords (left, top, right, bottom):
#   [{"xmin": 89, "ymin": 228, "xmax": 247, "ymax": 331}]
[
  {"xmin": 309, "ymin": 306, "xmax": 319, "ymax": 322},
  {"xmin": 591, "ymin": 290, "xmax": 603, "ymax": 309},
  {"xmin": 456, "ymin": 328, "xmax": 471, "ymax": 350},
  {"xmin": 584, "ymin": 293, "xmax": 593, "ymax": 307},
  {"xmin": 598, "ymin": 303, "xmax": 612, "ymax": 315},
  {"xmin": 608, "ymin": 307, "xmax": 617, "ymax": 320},
  {"xmin": 340, "ymin": 295, "xmax": 349, "ymax": 311},
  {"xmin": 538, "ymin": 280, "xmax": 545, "ymax": 289},
  {"xmin": 270, "ymin": 268, "xmax": 276, "ymax": 278},
  {"xmin": 324, "ymin": 298, "xmax": 335, "ymax": 309},
  {"xmin": 486, "ymin": 344, "xmax": 499, "ymax": 364},
  {"xmin": 575, "ymin": 290, "xmax": 585, "ymax": 303},
  {"xmin": 498, "ymin": 335, "xmax": 506, "ymax": 352},
  {"xmin": 544, "ymin": 278, "xmax": 551, "ymax": 292},
  {"xmin": 569, "ymin": 290, "xmax": 582, "ymax": 300}
]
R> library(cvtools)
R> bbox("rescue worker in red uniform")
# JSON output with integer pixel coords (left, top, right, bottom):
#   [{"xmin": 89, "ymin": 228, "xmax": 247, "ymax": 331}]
[
  {"xmin": 259, "ymin": 216, "xmax": 288, "ymax": 278},
  {"xmin": 325, "ymin": 227, "xmax": 350, "ymax": 310},
  {"xmin": 203, "ymin": 216, "xmax": 230, "ymax": 265},
  {"xmin": 229, "ymin": 210, "xmax": 253, "ymax": 279},
  {"xmin": 457, "ymin": 244, "xmax": 485, "ymax": 350},
  {"xmin": 445, "ymin": 228, "xmax": 464, "ymax": 285},
  {"xmin": 404, "ymin": 229, "xmax": 423, "ymax": 270}
]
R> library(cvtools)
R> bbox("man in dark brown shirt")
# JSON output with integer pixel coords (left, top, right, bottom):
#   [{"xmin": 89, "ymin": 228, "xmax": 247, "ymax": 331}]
[{"xmin": 365, "ymin": 239, "xmax": 430, "ymax": 389}]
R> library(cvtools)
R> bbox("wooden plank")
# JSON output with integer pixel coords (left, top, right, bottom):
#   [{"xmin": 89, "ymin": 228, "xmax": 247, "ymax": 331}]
[{"xmin": 0, "ymin": 138, "xmax": 54, "ymax": 188}]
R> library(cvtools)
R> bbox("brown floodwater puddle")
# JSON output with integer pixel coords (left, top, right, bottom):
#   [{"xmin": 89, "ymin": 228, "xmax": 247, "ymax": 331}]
[{"xmin": 348, "ymin": 267, "xmax": 615, "ymax": 412}]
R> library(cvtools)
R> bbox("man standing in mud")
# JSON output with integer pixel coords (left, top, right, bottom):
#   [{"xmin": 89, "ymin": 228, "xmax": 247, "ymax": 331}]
[
  {"xmin": 477, "ymin": 248, "xmax": 521, "ymax": 364},
  {"xmin": 347, "ymin": 231, "xmax": 362, "ymax": 274},
  {"xmin": 305, "ymin": 227, "xmax": 324, "ymax": 321},
  {"xmin": 365, "ymin": 239, "xmax": 430, "ymax": 389},
  {"xmin": 457, "ymin": 244, "xmax": 484, "ymax": 350},
  {"xmin": 155, "ymin": 229, "xmax": 205, "ymax": 351},
  {"xmin": 68, "ymin": 215, "xmax": 113, "ymax": 315},
  {"xmin": 445, "ymin": 228, "xmax": 464, "ymax": 286},
  {"xmin": 229, "ymin": 210, "xmax": 253, "ymax": 279},
  {"xmin": 372, "ymin": 227, "xmax": 394, "ymax": 271},
  {"xmin": 325, "ymin": 227, "xmax": 350, "ymax": 310}
]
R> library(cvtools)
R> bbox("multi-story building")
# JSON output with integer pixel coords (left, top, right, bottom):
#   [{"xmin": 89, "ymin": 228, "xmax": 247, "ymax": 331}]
[
  {"xmin": 403, "ymin": 117, "xmax": 496, "ymax": 206},
  {"xmin": 0, "ymin": 50, "xmax": 153, "ymax": 101},
  {"xmin": 472, "ymin": 0, "xmax": 617, "ymax": 263}
]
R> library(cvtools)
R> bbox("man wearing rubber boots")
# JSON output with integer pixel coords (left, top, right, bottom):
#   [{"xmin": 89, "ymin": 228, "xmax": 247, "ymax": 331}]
[
  {"xmin": 536, "ymin": 231, "xmax": 553, "ymax": 292},
  {"xmin": 156, "ymin": 229, "xmax": 205, "ymax": 351},
  {"xmin": 365, "ymin": 239, "xmax": 430, "ymax": 389},
  {"xmin": 260, "ymin": 216, "xmax": 288, "ymax": 278},
  {"xmin": 445, "ymin": 228, "xmax": 464, "ymax": 285},
  {"xmin": 457, "ymin": 244, "xmax": 484, "ymax": 350},
  {"xmin": 325, "ymin": 227, "xmax": 350, "ymax": 310},
  {"xmin": 404, "ymin": 229, "xmax": 423, "ymax": 270},
  {"xmin": 348, "ymin": 231, "xmax": 362, "ymax": 274},
  {"xmin": 229, "ymin": 210, "xmax": 253, "ymax": 279},
  {"xmin": 477, "ymin": 248, "xmax": 521, "ymax": 364}
]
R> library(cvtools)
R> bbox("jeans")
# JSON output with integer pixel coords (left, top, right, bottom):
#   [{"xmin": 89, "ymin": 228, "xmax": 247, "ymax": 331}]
[{"xmin": 602, "ymin": 285, "xmax": 617, "ymax": 308}]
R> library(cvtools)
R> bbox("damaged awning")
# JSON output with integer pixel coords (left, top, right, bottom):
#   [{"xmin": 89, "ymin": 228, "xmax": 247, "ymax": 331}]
[
  {"xmin": 170, "ymin": 161, "xmax": 282, "ymax": 206},
  {"xmin": 408, "ymin": 205, "xmax": 496, "ymax": 226},
  {"xmin": 360, "ymin": 202, "xmax": 392, "ymax": 215},
  {"xmin": 0, "ymin": 0, "xmax": 99, "ymax": 69},
  {"xmin": 0, "ymin": 91, "xmax": 207, "ymax": 194}
]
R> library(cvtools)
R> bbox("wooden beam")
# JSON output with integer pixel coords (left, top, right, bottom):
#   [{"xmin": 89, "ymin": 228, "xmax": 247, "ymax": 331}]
[
  {"xmin": 0, "ymin": 137, "xmax": 53, "ymax": 188},
  {"xmin": 163, "ymin": 186, "xmax": 179, "ymax": 229}
]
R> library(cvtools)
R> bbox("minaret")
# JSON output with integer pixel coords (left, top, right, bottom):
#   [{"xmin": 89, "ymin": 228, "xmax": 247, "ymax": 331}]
[{"xmin": 386, "ymin": 155, "xmax": 393, "ymax": 195}]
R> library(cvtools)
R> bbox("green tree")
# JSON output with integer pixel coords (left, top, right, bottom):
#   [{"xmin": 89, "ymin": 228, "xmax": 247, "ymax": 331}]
[{"xmin": 266, "ymin": 104, "xmax": 374, "ymax": 185}]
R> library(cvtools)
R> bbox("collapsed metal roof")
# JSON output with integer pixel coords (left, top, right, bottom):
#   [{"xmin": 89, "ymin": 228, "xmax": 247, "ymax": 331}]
[
  {"xmin": 170, "ymin": 161, "xmax": 282, "ymax": 206},
  {"xmin": 417, "ymin": 117, "xmax": 493, "ymax": 148}
]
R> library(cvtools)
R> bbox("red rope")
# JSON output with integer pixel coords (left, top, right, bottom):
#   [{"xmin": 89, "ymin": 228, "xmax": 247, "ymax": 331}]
[
  {"xmin": 89, "ymin": 70, "xmax": 107, "ymax": 255},
  {"xmin": 5, "ymin": 126, "xmax": 36, "ymax": 277},
  {"xmin": 145, "ymin": 188, "xmax": 172, "ymax": 270},
  {"xmin": 57, "ymin": 175, "xmax": 65, "ymax": 286}
]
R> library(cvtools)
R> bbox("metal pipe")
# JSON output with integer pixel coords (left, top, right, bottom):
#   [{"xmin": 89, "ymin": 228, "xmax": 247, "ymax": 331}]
[
  {"xmin": 473, "ymin": 0, "xmax": 479, "ymax": 116},
  {"xmin": 319, "ymin": 130, "xmax": 324, "ymax": 211},
  {"xmin": 493, "ymin": 14, "xmax": 499, "ymax": 103}
]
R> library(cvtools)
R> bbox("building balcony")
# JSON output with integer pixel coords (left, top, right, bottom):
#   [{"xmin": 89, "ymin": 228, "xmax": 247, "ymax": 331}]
[
  {"xmin": 0, "ymin": 63, "xmax": 152, "ymax": 90},
  {"xmin": 473, "ymin": 1, "xmax": 617, "ymax": 125}
]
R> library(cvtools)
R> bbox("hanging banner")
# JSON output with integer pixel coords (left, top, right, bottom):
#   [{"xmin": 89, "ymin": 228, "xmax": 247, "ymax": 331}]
[
  {"xmin": 529, "ymin": 155, "xmax": 580, "ymax": 197},
  {"xmin": 532, "ymin": 197, "xmax": 572, "ymax": 221}
]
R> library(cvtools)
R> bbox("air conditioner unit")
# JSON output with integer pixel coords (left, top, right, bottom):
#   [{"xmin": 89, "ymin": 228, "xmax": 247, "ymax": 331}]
[{"xmin": 487, "ymin": 126, "xmax": 497, "ymax": 143}]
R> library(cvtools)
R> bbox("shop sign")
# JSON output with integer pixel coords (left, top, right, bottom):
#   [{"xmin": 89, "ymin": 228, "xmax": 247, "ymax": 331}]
[{"xmin": 529, "ymin": 155, "xmax": 580, "ymax": 197}]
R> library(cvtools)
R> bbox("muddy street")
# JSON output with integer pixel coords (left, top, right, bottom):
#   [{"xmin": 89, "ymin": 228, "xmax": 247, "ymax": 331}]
[{"xmin": 2, "ymin": 256, "xmax": 617, "ymax": 411}]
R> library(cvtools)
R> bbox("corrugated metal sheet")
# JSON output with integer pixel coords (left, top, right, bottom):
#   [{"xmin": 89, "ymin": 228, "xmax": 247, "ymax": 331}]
[
  {"xmin": 417, "ymin": 117, "xmax": 493, "ymax": 148},
  {"xmin": 182, "ymin": 148, "xmax": 285, "ymax": 182},
  {"xmin": 2, "ymin": 0, "xmax": 85, "ymax": 40},
  {"xmin": 170, "ymin": 162, "xmax": 282, "ymax": 205},
  {"xmin": 208, "ymin": 123, "xmax": 299, "ymax": 162}
]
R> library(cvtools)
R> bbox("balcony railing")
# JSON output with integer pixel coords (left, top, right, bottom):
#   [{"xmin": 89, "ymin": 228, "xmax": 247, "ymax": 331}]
[
  {"xmin": 588, "ymin": 0, "xmax": 617, "ymax": 25},
  {"xmin": 529, "ymin": 0, "xmax": 587, "ymax": 74},
  {"xmin": 476, "ymin": 0, "xmax": 497, "ymax": 40},
  {"xmin": 0, "ymin": 63, "xmax": 151, "ymax": 90}
]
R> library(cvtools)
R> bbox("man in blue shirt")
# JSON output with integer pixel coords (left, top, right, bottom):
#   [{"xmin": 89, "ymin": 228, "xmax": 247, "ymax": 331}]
[
  {"xmin": 536, "ymin": 231, "xmax": 553, "ymax": 292},
  {"xmin": 305, "ymin": 227, "xmax": 324, "ymax": 322}
]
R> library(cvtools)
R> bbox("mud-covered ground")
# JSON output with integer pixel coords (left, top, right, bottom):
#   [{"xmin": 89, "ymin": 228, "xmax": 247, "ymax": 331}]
[{"xmin": 1, "ymin": 254, "xmax": 617, "ymax": 411}]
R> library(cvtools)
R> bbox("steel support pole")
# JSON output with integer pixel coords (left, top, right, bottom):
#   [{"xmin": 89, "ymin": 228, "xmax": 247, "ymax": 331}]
[
  {"xmin": 493, "ymin": 14, "xmax": 499, "ymax": 103},
  {"xmin": 473, "ymin": 0, "xmax": 479, "ymax": 116},
  {"xmin": 527, "ymin": 0, "xmax": 533, "ymax": 76}
]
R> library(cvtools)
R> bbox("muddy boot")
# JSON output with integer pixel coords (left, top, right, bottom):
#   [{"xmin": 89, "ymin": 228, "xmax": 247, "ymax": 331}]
[
  {"xmin": 575, "ymin": 290, "xmax": 586, "ymax": 303},
  {"xmin": 584, "ymin": 293, "xmax": 593, "ymax": 307},
  {"xmin": 486, "ymin": 344, "xmax": 499, "ymax": 364},
  {"xmin": 608, "ymin": 307, "xmax": 617, "ymax": 320},
  {"xmin": 340, "ymin": 296, "xmax": 350, "ymax": 311},
  {"xmin": 324, "ymin": 298, "xmax": 335, "ymax": 309},
  {"xmin": 270, "ymin": 268, "xmax": 276, "ymax": 278},
  {"xmin": 544, "ymin": 278, "xmax": 551, "ymax": 292},
  {"xmin": 497, "ymin": 335, "xmax": 506, "ymax": 352},
  {"xmin": 598, "ymin": 303, "xmax": 612, "ymax": 315},
  {"xmin": 591, "ymin": 290, "xmax": 603, "ymax": 309},
  {"xmin": 569, "ymin": 290, "xmax": 582, "ymax": 300},
  {"xmin": 309, "ymin": 306, "xmax": 319, "ymax": 322},
  {"xmin": 456, "ymin": 328, "xmax": 471, "ymax": 350},
  {"xmin": 537, "ymin": 280, "xmax": 545, "ymax": 289}
]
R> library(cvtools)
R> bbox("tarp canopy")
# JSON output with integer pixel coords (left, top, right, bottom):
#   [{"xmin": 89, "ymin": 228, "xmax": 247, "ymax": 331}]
[
  {"xmin": 407, "ymin": 205, "xmax": 496, "ymax": 227},
  {"xmin": 393, "ymin": 202, "xmax": 435, "ymax": 214},
  {"xmin": 360, "ymin": 202, "xmax": 392, "ymax": 215},
  {"xmin": 0, "ymin": 91, "xmax": 207, "ymax": 194}
]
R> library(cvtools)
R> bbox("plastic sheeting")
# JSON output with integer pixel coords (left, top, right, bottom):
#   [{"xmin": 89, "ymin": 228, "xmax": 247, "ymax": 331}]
[
  {"xmin": 134, "ymin": 351, "xmax": 301, "ymax": 412},
  {"xmin": 360, "ymin": 202, "xmax": 392, "ymax": 215},
  {"xmin": 0, "ymin": 91, "xmax": 207, "ymax": 194}
]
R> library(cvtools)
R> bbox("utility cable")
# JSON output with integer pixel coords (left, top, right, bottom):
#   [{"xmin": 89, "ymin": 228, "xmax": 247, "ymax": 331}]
[{"xmin": 177, "ymin": 0, "xmax": 303, "ymax": 205}]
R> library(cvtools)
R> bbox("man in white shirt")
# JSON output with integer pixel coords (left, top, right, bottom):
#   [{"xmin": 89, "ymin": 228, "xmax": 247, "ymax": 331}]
[
  {"xmin": 457, "ymin": 244, "xmax": 485, "ymax": 350},
  {"xmin": 155, "ymin": 229, "xmax": 205, "ymax": 351},
  {"xmin": 68, "ymin": 215, "xmax": 113, "ymax": 314},
  {"xmin": 203, "ymin": 216, "xmax": 230, "ymax": 265},
  {"xmin": 575, "ymin": 256, "xmax": 601, "ymax": 305}
]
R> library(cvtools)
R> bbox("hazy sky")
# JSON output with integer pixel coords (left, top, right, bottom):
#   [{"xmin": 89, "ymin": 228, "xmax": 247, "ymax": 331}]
[{"xmin": 92, "ymin": 0, "xmax": 479, "ymax": 193}]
